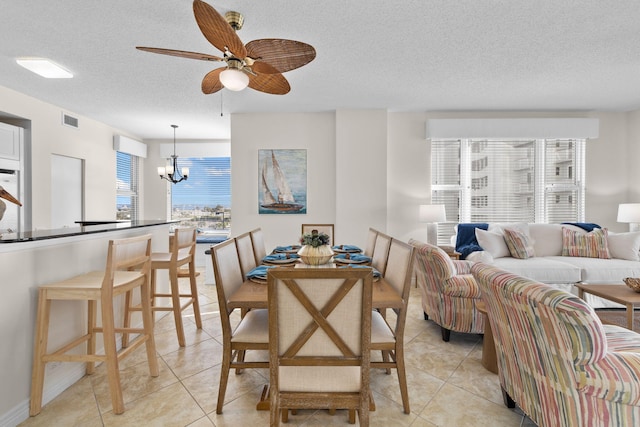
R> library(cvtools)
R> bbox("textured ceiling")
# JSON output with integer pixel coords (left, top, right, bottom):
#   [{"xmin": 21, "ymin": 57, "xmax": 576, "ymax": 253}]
[{"xmin": 1, "ymin": 0, "xmax": 640, "ymax": 139}]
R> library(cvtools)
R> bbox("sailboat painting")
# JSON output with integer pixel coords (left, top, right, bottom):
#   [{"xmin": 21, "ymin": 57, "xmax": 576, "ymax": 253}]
[{"xmin": 258, "ymin": 149, "xmax": 307, "ymax": 214}]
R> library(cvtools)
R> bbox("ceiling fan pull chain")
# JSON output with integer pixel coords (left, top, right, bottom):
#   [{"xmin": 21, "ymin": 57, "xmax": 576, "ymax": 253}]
[{"xmin": 220, "ymin": 92, "xmax": 224, "ymax": 117}]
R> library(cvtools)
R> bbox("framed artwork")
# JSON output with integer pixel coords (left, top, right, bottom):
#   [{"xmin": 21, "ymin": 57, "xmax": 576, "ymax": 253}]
[{"xmin": 259, "ymin": 149, "xmax": 307, "ymax": 214}]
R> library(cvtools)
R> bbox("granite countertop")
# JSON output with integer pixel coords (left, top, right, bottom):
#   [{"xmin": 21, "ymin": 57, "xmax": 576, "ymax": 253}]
[{"xmin": 0, "ymin": 220, "xmax": 173, "ymax": 243}]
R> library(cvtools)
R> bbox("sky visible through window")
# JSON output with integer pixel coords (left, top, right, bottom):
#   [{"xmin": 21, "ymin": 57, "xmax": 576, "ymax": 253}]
[
  {"xmin": 172, "ymin": 157, "xmax": 231, "ymax": 208},
  {"xmin": 116, "ymin": 156, "xmax": 231, "ymax": 209}
]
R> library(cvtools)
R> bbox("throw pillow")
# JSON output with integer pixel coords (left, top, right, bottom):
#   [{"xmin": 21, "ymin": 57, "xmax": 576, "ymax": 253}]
[
  {"xmin": 561, "ymin": 227, "xmax": 611, "ymax": 259},
  {"xmin": 475, "ymin": 228, "xmax": 511, "ymax": 258},
  {"xmin": 466, "ymin": 250, "xmax": 495, "ymax": 263},
  {"xmin": 503, "ymin": 228, "xmax": 535, "ymax": 259},
  {"xmin": 607, "ymin": 231, "xmax": 640, "ymax": 261}
]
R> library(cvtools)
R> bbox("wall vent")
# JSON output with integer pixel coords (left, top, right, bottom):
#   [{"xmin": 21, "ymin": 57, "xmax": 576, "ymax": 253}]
[{"xmin": 61, "ymin": 112, "xmax": 79, "ymax": 129}]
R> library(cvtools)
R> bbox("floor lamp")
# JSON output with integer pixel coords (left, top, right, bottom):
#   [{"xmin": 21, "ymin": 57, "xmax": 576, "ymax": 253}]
[
  {"xmin": 617, "ymin": 203, "xmax": 640, "ymax": 232},
  {"xmin": 419, "ymin": 204, "xmax": 446, "ymax": 246}
]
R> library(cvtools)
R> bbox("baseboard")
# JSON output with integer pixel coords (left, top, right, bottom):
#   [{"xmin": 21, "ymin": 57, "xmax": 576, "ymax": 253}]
[{"xmin": 0, "ymin": 363, "xmax": 85, "ymax": 427}]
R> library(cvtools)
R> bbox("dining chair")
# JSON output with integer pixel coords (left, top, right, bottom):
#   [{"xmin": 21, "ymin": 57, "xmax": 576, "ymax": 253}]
[
  {"xmin": 236, "ymin": 231, "xmax": 258, "ymax": 277},
  {"xmin": 30, "ymin": 234, "xmax": 158, "ymax": 416},
  {"xmin": 301, "ymin": 223, "xmax": 335, "ymax": 246},
  {"xmin": 371, "ymin": 232, "xmax": 392, "ymax": 276},
  {"xmin": 250, "ymin": 227, "xmax": 268, "ymax": 265},
  {"xmin": 123, "ymin": 227, "xmax": 201, "ymax": 348},
  {"xmin": 370, "ymin": 238, "xmax": 415, "ymax": 414},
  {"xmin": 211, "ymin": 238, "xmax": 269, "ymax": 414},
  {"xmin": 268, "ymin": 267, "xmax": 373, "ymax": 426},
  {"xmin": 364, "ymin": 227, "xmax": 379, "ymax": 257}
]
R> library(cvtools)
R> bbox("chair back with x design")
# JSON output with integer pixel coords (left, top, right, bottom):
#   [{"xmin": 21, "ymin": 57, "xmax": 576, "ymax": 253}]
[{"xmin": 268, "ymin": 267, "xmax": 373, "ymax": 426}]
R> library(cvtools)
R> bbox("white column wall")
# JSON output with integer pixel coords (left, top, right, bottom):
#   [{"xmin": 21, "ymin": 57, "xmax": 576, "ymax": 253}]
[{"xmin": 230, "ymin": 113, "xmax": 336, "ymax": 251}]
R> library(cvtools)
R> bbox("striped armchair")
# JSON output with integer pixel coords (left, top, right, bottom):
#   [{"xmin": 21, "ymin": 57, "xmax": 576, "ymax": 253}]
[
  {"xmin": 409, "ymin": 239, "xmax": 484, "ymax": 341},
  {"xmin": 472, "ymin": 262, "xmax": 640, "ymax": 427}
]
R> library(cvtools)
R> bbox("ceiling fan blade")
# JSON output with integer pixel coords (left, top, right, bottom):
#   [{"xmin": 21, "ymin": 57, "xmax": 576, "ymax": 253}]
[
  {"xmin": 202, "ymin": 68, "xmax": 225, "ymax": 94},
  {"xmin": 193, "ymin": 0, "xmax": 247, "ymax": 59},
  {"xmin": 136, "ymin": 46, "xmax": 224, "ymax": 62},
  {"xmin": 248, "ymin": 72, "xmax": 290, "ymax": 95},
  {"xmin": 245, "ymin": 39, "xmax": 316, "ymax": 74}
]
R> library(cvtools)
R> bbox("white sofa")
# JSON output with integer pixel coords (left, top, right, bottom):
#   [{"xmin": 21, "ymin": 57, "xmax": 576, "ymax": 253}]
[{"xmin": 456, "ymin": 223, "xmax": 640, "ymax": 308}]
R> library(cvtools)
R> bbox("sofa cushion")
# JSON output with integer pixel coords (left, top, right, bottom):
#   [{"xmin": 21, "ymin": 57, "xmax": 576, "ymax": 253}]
[
  {"xmin": 475, "ymin": 228, "xmax": 510, "ymax": 258},
  {"xmin": 607, "ymin": 231, "xmax": 640, "ymax": 261},
  {"xmin": 562, "ymin": 227, "xmax": 611, "ymax": 259},
  {"xmin": 492, "ymin": 257, "xmax": 582, "ymax": 284},
  {"xmin": 529, "ymin": 223, "xmax": 564, "ymax": 256},
  {"xmin": 504, "ymin": 228, "xmax": 535, "ymax": 259},
  {"xmin": 545, "ymin": 256, "xmax": 640, "ymax": 283}
]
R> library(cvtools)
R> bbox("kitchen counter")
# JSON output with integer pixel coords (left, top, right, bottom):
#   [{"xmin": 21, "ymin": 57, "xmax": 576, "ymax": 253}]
[
  {"xmin": 0, "ymin": 220, "xmax": 172, "ymax": 244},
  {"xmin": 0, "ymin": 220, "xmax": 172, "ymax": 425}
]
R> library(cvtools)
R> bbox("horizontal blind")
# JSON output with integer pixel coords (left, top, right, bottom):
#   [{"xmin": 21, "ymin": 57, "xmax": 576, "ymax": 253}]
[
  {"xmin": 431, "ymin": 140, "xmax": 462, "ymax": 243},
  {"xmin": 544, "ymin": 139, "xmax": 585, "ymax": 223},
  {"xmin": 468, "ymin": 139, "xmax": 536, "ymax": 224},
  {"xmin": 116, "ymin": 151, "xmax": 139, "ymax": 220},
  {"xmin": 431, "ymin": 138, "xmax": 585, "ymax": 245},
  {"xmin": 171, "ymin": 157, "xmax": 231, "ymax": 229}
]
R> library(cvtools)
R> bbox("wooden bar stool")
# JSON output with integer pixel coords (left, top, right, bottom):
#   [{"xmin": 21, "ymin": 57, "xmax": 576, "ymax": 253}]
[
  {"xmin": 30, "ymin": 234, "xmax": 158, "ymax": 416},
  {"xmin": 125, "ymin": 227, "xmax": 201, "ymax": 347}
]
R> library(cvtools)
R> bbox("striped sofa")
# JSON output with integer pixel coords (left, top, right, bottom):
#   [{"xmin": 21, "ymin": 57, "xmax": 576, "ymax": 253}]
[
  {"xmin": 472, "ymin": 262, "xmax": 640, "ymax": 427},
  {"xmin": 409, "ymin": 240, "xmax": 484, "ymax": 341}
]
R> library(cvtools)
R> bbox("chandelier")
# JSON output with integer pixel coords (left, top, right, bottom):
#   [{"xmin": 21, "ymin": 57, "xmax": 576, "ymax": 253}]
[{"xmin": 158, "ymin": 124, "xmax": 189, "ymax": 184}]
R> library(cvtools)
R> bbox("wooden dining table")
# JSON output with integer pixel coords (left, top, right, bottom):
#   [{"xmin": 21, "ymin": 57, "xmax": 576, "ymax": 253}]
[{"xmin": 227, "ymin": 266, "xmax": 403, "ymax": 311}]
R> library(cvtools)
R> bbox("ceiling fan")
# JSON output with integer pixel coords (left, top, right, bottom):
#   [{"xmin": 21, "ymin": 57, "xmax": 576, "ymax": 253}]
[{"xmin": 136, "ymin": 0, "xmax": 316, "ymax": 95}]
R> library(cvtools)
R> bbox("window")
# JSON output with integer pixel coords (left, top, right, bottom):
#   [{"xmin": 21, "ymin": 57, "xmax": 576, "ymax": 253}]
[
  {"xmin": 116, "ymin": 151, "xmax": 139, "ymax": 220},
  {"xmin": 431, "ymin": 138, "xmax": 585, "ymax": 244},
  {"xmin": 170, "ymin": 157, "xmax": 231, "ymax": 231}
]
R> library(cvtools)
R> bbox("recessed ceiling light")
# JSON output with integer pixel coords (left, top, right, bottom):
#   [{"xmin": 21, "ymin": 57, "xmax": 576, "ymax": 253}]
[{"xmin": 16, "ymin": 58, "xmax": 73, "ymax": 79}]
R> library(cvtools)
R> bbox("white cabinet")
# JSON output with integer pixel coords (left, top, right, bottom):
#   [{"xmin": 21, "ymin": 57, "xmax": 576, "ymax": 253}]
[{"xmin": 0, "ymin": 122, "xmax": 21, "ymax": 161}]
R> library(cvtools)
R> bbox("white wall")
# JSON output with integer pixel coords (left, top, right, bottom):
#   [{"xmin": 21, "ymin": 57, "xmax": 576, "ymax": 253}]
[
  {"xmin": 231, "ymin": 110, "xmax": 636, "ymax": 248},
  {"xmin": 0, "ymin": 85, "xmax": 142, "ymax": 229},
  {"xmin": 335, "ymin": 109, "xmax": 388, "ymax": 245},
  {"xmin": 230, "ymin": 112, "xmax": 336, "ymax": 251}
]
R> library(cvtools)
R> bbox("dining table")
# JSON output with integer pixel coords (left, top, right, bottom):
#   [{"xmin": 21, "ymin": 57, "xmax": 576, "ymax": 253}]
[
  {"xmin": 227, "ymin": 264, "xmax": 403, "ymax": 311},
  {"xmin": 226, "ymin": 245, "xmax": 402, "ymax": 412}
]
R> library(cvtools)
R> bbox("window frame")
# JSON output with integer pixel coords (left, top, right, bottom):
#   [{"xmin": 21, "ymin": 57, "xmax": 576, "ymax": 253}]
[
  {"xmin": 431, "ymin": 138, "xmax": 585, "ymax": 244},
  {"xmin": 116, "ymin": 151, "xmax": 140, "ymax": 221}
]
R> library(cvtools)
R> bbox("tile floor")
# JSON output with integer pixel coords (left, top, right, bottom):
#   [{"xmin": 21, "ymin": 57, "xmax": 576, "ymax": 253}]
[{"xmin": 19, "ymin": 269, "xmax": 536, "ymax": 427}]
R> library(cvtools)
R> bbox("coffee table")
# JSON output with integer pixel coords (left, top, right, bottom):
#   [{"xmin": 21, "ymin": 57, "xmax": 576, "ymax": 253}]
[{"xmin": 576, "ymin": 283, "xmax": 640, "ymax": 330}]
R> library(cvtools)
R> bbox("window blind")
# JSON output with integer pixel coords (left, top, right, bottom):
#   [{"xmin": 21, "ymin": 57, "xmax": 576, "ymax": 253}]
[
  {"xmin": 431, "ymin": 138, "xmax": 585, "ymax": 244},
  {"xmin": 170, "ymin": 157, "xmax": 231, "ymax": 230},
  {"xmin": 116, "ymin": 151, "xmax": 139, "ymax": 220}
]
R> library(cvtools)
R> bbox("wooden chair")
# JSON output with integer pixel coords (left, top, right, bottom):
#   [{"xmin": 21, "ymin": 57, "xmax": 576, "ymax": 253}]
[
  {"xmin": 268, "ymin": 268, "xmax": 373, "ymax": 426},
  {"xmin": 371, "ymin": 232, "xmax": 392, "ymax": 275},
  {"xmin": 30, "ymin": 234, "xmax": 158, "ymax": 416},
  {"xmin": 370, "ymin": 238, "xmax": 415, "ymax": 414},
  {"xmin": 364, "ymin": 228, "xmax": 379, "ymax": 257},
  {"xmin": 124, "ymin": 227, "xmax": 201, "ymax": 348},
  {"xmin": 301, "ymin": 223, "xmax": 335, "ymax": 246},
  {"xmin": 236, "ymin": 231, "xmax": 257, "ymax": 277},
  {"xmin": 211, "ymin": 238, "xmax": 269, "ymax": 414},
  {"xmin": 250, "ymin": 228, "xmax": 267, "ymax": 265}
]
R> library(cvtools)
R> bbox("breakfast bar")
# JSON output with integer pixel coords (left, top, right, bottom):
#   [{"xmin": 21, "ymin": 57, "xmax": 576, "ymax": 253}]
[{"xmin": 0, "ymin": 220, "xmax": 172, "ymax": 424}]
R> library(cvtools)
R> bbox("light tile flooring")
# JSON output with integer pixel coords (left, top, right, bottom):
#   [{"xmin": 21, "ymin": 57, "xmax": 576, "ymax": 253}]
[{"xmin": 20, "ymin": 269, "xmax": 536, "ymax": 427}]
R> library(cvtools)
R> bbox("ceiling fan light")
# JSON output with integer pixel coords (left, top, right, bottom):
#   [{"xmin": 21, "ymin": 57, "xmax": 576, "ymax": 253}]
[{"xmin": 220, "ymin": 68, "xmax": 249, "ymax": 91}]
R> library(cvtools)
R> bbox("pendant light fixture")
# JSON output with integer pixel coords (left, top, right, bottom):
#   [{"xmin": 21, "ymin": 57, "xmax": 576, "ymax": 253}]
[{"xmin": 157, "ymin": 124, "xmax": 189, "ymax": 184}]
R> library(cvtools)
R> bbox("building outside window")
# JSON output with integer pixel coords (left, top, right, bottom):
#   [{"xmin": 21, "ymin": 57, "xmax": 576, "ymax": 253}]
[
  {"xmin": 431, "ymin": 138, "xmax": 585, "ymax": 244},
  {"xmin": 170, "ymin": 157, "xmax": 231, "ymax": 233},
  {"xmin": 116, "ymin": 151, "xmax": 139, "ymax": 220}
]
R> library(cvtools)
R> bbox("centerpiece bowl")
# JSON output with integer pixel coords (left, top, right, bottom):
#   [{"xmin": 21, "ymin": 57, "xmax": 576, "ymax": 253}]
[{"xmin": 298, "ymin": 230, "xmax": 334, "ymax": 265}]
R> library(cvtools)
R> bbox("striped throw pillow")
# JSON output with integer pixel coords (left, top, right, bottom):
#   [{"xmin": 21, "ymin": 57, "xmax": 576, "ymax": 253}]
[
  {"xmin": 561, "ymin": 227, "xmax": 611, "ymax": 259},
  {"xmin": 503, "ymin": 228, "xmax": 535, "ymax": 259}
]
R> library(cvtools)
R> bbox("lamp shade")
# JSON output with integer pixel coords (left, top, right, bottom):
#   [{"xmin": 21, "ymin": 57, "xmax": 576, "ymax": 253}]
[
  {"xmin": 219, "ymin": 69, "xmax": 249, "ymax": 91},
  {"xmin": 617, "ymin": 203, "xmax": 640, "ymax": 223},
  {"xmin": 419, "ymin": 204, "xmax": 446, "ymax": 223}
]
